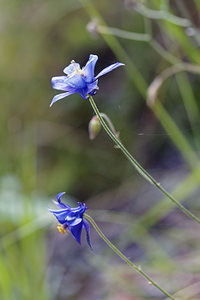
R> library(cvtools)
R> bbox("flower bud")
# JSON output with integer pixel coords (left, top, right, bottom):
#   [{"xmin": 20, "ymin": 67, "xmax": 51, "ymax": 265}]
[
  {"xmin": 86, "ymin": 19, "xmax": 99, "ymax": 38},
  {"xmin": 88, "ymin": 116, "xmax": 101, "ymax": 140}
]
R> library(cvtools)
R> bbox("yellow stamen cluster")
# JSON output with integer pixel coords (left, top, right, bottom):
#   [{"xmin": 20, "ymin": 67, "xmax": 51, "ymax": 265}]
[
  {"xmin": 57, "ymin": 224, "xmax": 68, "ymax": 234},
  {"xmin": 69, "ymin": 60, "xmax": 84, "ymax": 77}
]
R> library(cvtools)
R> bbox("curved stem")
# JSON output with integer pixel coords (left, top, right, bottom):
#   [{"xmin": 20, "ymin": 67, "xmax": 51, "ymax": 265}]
[
  {"xmin": 88, "ymin": 95, "xmax": 200, "ymax": 225},
  {"xmin": 100, "ymin": 113, "xmax": 120, "ymax": 143},
  {"xmin": 147, "ymin": 63, "xmax": 200, "ymax": 107},
  {"xmin": 99, "ymin": 113, "xmax": 118, "ymax": 136},
  {"xmin": 134, "ymin": 2, "xmax": 190, "ymax": 27},
  {"xmin": 150, "ymin": 39, "xmax": 180, "ymax": 65},
  {"xmin": 84, "ymin": 214, "xmax": 175, "ymax": 300}
]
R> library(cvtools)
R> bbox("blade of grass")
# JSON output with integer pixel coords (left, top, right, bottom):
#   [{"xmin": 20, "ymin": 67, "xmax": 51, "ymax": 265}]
[{"xmin": 176, "ymin": 72, "xmax": 200, "ymax": 148}]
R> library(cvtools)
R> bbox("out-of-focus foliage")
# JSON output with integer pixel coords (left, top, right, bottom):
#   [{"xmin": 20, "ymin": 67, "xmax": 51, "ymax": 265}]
[{"xmin": 1, "ymin": 0, "xmax": 200, "ymax": 299}]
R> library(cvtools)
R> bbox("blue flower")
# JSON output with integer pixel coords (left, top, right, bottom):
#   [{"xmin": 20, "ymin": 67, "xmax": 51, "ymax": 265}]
[
  {"xmin": 48, "ymin": 192, "xmax": 91, "ymax": 247},
  {"xmin": 50, "ymin": 54, "xmax": 124, "ymax": 107}
]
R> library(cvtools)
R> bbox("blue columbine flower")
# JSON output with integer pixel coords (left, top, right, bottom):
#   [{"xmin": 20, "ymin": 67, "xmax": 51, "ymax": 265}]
[
  {"xmin": 48, "ymin": 192, "xmax": 91, "ymax": 247},
  {"xmin": 50, "ymin": 54, "xmax": 124, "ymax": 106}
]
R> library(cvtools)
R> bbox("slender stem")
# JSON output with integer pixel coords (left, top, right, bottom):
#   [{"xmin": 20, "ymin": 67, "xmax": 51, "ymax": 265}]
[
  {"xmin": 88, "ymin": 95, "xmax": 200, "ymax": 225},
  {"xmin": 134, "ymin": 2, "xmax": 190, "ymax": 27},
  {"xmin": 84, "ymin": 214, "xmax": 175, "ymax": 300},
  {"xmin": 97, "ymin": 22, "xmax": 180, "ymax": 65},
  {"xmin": 100, "ymin": 113, "xmax": 120, "ymax": 140},
  {"xmin": 147, "ymin": 63, "xmax": 200, "ymax": 107},
  {"xmin": 150, "ymin": 39, "xmax": 180, "ymax": 65},
  {"xmin": 98, "ymin": 25, "xmax": 151, "ymax": 42}
]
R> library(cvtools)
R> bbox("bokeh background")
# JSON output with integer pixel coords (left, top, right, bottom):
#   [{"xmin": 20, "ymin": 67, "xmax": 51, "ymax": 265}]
[{"xmin": 1, "ymin": 0, "xmax": 200, "ymax": 299}]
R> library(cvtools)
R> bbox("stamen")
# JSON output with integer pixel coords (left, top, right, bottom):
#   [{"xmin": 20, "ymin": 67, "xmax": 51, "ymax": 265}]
[
  {"xmin": 57, "ymin": 224, "xmax": 68, "ymax": 234},
  {"xmin": 68, "ymin": 60, "xmax": 84, "ymax": 77},
  {"xmin": 73, "ymin": 64, "xmax": 79, "ymax": 73}
]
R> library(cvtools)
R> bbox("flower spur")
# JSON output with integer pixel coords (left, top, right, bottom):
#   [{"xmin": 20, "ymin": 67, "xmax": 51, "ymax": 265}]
[
  {"xmin": 48, "ymin": 192, "xmax": 91, "ymax": 247},
  {"xmin": 50, "ymin": 54, "xmax": 124, "ymax": 106}
]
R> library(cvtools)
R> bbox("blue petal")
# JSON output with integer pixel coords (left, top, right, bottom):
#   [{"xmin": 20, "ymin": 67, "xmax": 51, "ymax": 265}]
[
  {"xmin": 95, "ymin": 62, "xmax": 125, "ymax": 80},
  {"xmin": 78, "ymin": 89, "xmax": 90, "ymax": 100},
  {"xmin": 48, "ymin": 208, "xmax": 70, "ymax": 214},
  {"xmin": 83, "ymin": 54, "xmax": 98, "ymax": 83},
  {"xmin": 63, "ymin": 63, "xmax": 81, "ymax": 75},
  {"xmin": 87, "ymin": 80, "xmax": 98, "ymax": 94},
  {"xmin": 70, "ymin": 222, "xmax": 83, "ymax": 244},
  {"xmin": 49, "ymin": 210, "xmax": 70, "ymax": 224},
  {"xmin": 50, "ymin": 91, "xmax": 76, "ymax": 107},
  {"xmin": 72, "ymin": 202, "xmax": 86, "ymax": 212},
  {"xmin": 66, "ymin": 73, "xmax": 87, "ymax": 89},
  {"xmin": 78, "ymin": 81, "xmax": 98, "ymax": 99},
  {"xmin": 64, "ymin": 211, "xmax": 77, "ymax": 224},
  {"xmin": 69, "ymin": 217, "xmax": 83, "ymax": 226},
  {"xmin": 52, "ymin": 76, "xmax": 73, "ymax": 91},
  {"xmin": 53, "ymin": 200, "xmax": 70, "ymax": 209},
  {"xmin": 55, "ymin": 192, "xmax": 71, "ymax": 209},
  {"xmin": 57, "ymin": 192, "xmax": 66, "ymax": 203},
  {"xmin": 71, "ymin": 205, "xmax": 86, "ymax": 219},
  {"xmin": 83, "ymin": 219, "xmax": 92, "ymax": 248}
]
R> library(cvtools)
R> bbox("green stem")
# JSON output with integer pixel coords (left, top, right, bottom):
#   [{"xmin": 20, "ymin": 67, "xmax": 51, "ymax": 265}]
[
  {"xmin": 84, "ymin": 214, "xmax": 175, "ymax": 300},
  {"xmin": 88, "ymin": 95, "xmax": 200, "ymax": 225},
  {"xmin": 150, "ymin": 39, "xmax": 180, "ymax": 65},
  {"xmin": 98, "ymin": 25, "xmax": 151, "ymax": 42},
  {"xmin": 134, "ymin": 2, "xmax": 190, "ymax": 27},
  {"xmin": 100, "ymin": 113, "xmax": 120, "ymax": 140}
]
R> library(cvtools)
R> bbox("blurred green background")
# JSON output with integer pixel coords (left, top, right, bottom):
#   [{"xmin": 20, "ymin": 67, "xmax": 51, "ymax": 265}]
[{"xmin": 1, "ymin": 0, "xmax": 200, "ymax": 299}]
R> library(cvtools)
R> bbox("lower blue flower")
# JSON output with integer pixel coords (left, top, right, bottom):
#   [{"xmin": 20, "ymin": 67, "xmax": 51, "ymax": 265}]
[
  {"xmin": 50, "ymin": 54, "xmax": 124, "ymax": 106},
  {"xmin": 48, "ymin": 192, "xmax": 91, "ymax": 247}
]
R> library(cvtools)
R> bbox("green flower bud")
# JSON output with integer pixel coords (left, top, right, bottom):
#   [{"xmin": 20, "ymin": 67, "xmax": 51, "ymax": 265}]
[{"xmin": 88, "ymin": 116, "xmax": 101, "ymax": 140}]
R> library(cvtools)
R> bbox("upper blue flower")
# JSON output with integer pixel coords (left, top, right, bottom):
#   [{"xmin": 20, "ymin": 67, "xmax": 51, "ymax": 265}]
[
  {"xmin": 50, "ymin": 54, "xmax": 124, "ymax": 107},
  {"xmin": 48, "ymin": 192, "xmax": 91, "ymax": 247}
]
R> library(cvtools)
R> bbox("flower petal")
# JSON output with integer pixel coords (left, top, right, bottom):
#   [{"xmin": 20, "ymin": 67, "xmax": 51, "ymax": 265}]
[
  {"xmin": 49, "ymin": 209, "xmax": 70, "ymax": 224},
  {"xmin": 95, "ymin": 62, "xmax": 125, "ymax": 80},
  {"xmin": 78, "ymin": 80, "xmax": 98, "ymax": 99},
  {"xmin": 63, "ymin": 63, "xmax": 81, "ymax": 75},
  {"xmin": 70, "ymin": 222, "xmax": 83, "ymax": 244},
  {"xmin": 78, "ymin": 89, "xmax": 89, "ymax": 100},
  {"xmin": 56, "ymin": 192, "xmax": 66, "ymax": 203},
  {"xmin": 69, "ymin": 217, "xmax": 83, "ymax": 226},
  {"xmin": 83, "ymin": 54, "xmax": 98, "ymax": 83},
  {"xmin": 48, "ymin": 208, "xmax": 70, "ymax": 214},
  {"xmin": 71, "ymin": 203, "xmax": 87, "ymax": 217},
  {"xmin": 51, "ymin": 76, "xmax": 73, "ymax": 91},
  {"xmin": 87, "ymin": 80, "xmax": 98, "ymax": 93},
  {"xmin": 54, "ymin": 192, "xmax": 71, "ymax": 209},
  {"xmin": 50, "ymin": 91, "xmax": 76, "ymax": 107},
  {"xmin": 83, "ymin": 219, "xmax": 92, "ymax": 248},
  {"xmin": 52, "ymin": 200, "xmax": 68, "ymax": 209},
  {"xmin": 66, "ymin": 73, "xmax": 86, "ymax": 89}
]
